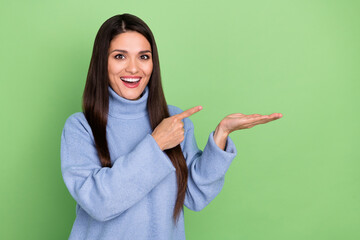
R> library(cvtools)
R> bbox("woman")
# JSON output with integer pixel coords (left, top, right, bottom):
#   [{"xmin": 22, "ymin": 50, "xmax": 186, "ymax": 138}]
[{"xmin": 61, "ymin": 13, "xmax": 282, "ymax": 240}]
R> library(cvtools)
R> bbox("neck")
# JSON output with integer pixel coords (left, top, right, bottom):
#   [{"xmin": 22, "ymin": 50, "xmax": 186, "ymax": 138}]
[{"xmin": 108, "ymin": 86, "xmax": 149, "ymax": 119}]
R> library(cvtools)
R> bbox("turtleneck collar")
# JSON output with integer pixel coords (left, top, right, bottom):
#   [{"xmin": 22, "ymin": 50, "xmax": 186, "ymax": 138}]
[{"xmin": 108, "ymin": 85, "xmax": 149, "ymax": 119}]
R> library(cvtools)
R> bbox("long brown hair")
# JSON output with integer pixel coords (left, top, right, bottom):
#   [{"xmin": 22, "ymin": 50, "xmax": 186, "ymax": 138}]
[{"xmin": 82, "ymin": 13, "xmax": 188, "ymax": 224}]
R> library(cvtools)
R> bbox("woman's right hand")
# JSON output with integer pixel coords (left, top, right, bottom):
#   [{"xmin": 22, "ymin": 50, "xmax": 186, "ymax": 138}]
[{"xmin": 151, "ymin": 106, "xmax": 202, "ymax": 151}]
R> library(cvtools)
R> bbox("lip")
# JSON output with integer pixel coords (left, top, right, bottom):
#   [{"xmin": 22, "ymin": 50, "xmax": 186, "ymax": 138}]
[
  {"xmin": 121, "ymin": 76, "xmax": 142, "ymax": 78},
  {"xmin": 120, "ymin": 77, "xmax": 142, "ymax": 88}
]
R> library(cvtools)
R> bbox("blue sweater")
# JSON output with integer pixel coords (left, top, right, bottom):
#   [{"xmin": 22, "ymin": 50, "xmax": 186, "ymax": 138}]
[{"xmin": 60, "ymin": 86, "xmax": 237, "ymax": 240}]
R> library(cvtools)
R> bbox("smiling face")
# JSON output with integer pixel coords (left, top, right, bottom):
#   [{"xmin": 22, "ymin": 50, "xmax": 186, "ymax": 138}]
[{"xmin": 107, "ymin": 31, "xmax": 153, "ymax": 100}]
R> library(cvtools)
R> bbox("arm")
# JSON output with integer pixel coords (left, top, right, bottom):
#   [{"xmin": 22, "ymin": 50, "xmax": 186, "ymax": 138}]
[
  {"xmin": 182, "ymin": 119, "xmax": 237, "ymax": 211},
  {"xmin": 60, "ymin": 114, "xmax": 175, "ymax": 222},
  {"xmin": 183, "ymin": 111, "xmax": 283, "ymax": 210}
]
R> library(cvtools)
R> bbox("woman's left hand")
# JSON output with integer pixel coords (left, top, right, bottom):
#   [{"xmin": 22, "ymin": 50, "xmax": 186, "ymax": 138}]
[
  {"xmin": 219, "ymin": 112, "xmax": 283, "ymax": 134},
  {"xmin": 213, "ymin": 112, "xmax": 283, "ymax": 150}
]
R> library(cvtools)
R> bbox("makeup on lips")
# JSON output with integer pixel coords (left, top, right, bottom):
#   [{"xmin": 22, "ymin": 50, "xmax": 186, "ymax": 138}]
[{"xmin": 120, "ymin": 76, "xmax": 142, "ymax": 88}]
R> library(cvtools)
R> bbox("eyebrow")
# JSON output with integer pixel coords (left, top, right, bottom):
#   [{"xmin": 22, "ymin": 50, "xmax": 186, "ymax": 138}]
[{"xmin": 110, "ymin": 49, "xmax": 152, "ymax": 54}]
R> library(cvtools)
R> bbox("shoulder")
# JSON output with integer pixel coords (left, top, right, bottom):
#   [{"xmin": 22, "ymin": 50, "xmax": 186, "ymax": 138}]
[
  {"xmin": 167, "ymin": 105, "xmax": 194, "ymax": 130},
  {"xmin": 64, "ymin": 112, "xmax": 87, "ymax": 127},
  {"xmin": 62, "ymin": 112, "xmax": 93, "ymax": 138}
]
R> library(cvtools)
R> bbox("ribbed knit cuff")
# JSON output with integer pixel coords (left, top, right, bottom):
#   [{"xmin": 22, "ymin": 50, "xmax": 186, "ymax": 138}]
[
  {"xmin": 195, "ymin": 131, "xmax": 237, "ymax": 179},
  {"xmin": 146, "ymin": 134, "xmax": 176, "ymax": 171}
]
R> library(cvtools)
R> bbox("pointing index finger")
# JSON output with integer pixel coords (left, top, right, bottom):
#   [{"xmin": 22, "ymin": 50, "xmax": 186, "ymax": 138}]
[{"xmin": 176, "ymin": 106, "xmax": 203, "ymax": 120}]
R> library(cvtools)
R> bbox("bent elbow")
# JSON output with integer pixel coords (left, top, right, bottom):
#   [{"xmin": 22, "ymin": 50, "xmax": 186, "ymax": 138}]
[
  {"xmin": 184, "ymin": 195, "xmax": 209, "ymax": 212},
  {"xmin": 85, "ymin": 205, "xmax": 125, "ymax": 222},
  {"xmin": 190, "ymin": 204, "xmax": 207, "ymax": 212},
  {"xmin": 184, "ymin": 179, "xmax": 225, "ymax": 212}
]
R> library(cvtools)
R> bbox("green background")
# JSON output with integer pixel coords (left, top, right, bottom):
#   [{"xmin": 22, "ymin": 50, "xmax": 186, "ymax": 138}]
[{"xmin": 1, "ymin": 0, "xmax": 359, "ymax": 239}]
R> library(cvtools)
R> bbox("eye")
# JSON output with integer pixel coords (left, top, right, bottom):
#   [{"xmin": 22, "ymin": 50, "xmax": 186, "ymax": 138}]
[
  {"xmin": 140, "ymin": 55, "xmax": 150, "ymax": 60},
  {"xmin": 114, "ymin": 54, "xmax": 125, "ymax": 59}
]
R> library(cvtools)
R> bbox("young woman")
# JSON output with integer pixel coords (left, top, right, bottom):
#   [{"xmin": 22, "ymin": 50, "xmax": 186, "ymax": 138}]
[{"xmin": 61, "ymin": 13, "xmax": 282, "ymax": 240}]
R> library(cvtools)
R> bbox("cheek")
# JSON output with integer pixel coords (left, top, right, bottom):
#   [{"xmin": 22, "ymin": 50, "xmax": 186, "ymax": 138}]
[
  {"xmin": 145, "ymin": 63, "xmax": 153, "ymax": 76},
  {"xmin": 107, "ymin": 61, "xmax": 114, "ymax": 75},
  {"xmin": 108, "ymin": 60, "xmax": 122, "ymax": 75}
]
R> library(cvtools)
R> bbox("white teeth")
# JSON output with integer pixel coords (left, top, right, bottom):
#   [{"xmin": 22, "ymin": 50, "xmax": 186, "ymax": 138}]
[{"xmin": 120, "ymin": 78, "xmax": 141, "ymax": 82}]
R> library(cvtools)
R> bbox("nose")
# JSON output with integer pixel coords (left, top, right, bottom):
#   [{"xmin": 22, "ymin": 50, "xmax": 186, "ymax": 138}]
[{"xmin": 125, "ymin": 58, "xmax": 138, "ymax": 74}]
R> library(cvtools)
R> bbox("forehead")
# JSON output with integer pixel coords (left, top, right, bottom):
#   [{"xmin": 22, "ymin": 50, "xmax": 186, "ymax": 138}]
[{"xmin": 109, "ymin": 31, "xmax": 151, "ymax": 52}]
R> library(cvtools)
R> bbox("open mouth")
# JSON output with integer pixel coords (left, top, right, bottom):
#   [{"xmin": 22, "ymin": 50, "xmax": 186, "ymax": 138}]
[
  {"xmin": 120, "ymin": 77, "xmax": 141, "ymax": 83},
  {"xmin": 120, "ymin": 77, "xmax": 141, "ymax": 88}
]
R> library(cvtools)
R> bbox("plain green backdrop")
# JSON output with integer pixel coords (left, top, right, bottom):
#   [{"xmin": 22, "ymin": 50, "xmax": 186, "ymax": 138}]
[{"xmin": 1, "ymin": 0, "xmax": 359, "ymax": 239}]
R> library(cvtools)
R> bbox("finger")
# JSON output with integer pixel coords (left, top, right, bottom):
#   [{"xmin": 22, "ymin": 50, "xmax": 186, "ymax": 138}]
[
  {"xmin": 251, "ymin": 113, "xmax": 282, "ymax": 121},
  {"xmin": 231, "ymin": 113, "xmax": 246, "ymax": 116},
  {"xmin": 254, "ymin": 118, "xmax": 273, "ymax": 125},
  {"xmin": 271, "ymin": 113, "xmax": 283, "ymax": 119},
  {"xmin": 246, "ymin": 115, "xmax": 266, "ymax": 122},
  {"xmin": 240, "ymin": 113, "xmax": 282, "ymax": 128},
  {"xmin": 263, "ymin": 113, "xmax": 282, "ymax": 120},
  {"xmin": 176, "ymin": 106, "xmax": 203, "ymax": 120},
  {"xmin": 251, "ymin": 115, "xmax": 281, "ymax": 126},
  {"xmin": 243, "ymin": 120, "xmax": 268, "ymax": 129},
  {"xmin": 243, "ymin": 115, "xmax": 271, "ymax": 125}
]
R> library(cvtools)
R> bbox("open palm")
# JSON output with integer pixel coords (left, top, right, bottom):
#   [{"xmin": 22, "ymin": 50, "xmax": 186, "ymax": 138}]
[{"xmin": 220, "ymin": 113, "xmax": 283, "ymax": 134}]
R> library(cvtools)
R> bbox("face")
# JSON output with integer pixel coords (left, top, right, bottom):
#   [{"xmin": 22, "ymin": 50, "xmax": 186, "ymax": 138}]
[{"xmin": 107, "ymin": 31, "xmax": 153, "ymax": 100}]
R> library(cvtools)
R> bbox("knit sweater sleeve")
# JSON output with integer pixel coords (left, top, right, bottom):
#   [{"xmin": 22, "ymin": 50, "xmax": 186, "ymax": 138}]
[
  {"xmin": 168, "ymin": 106, "xmax": 237, "ymax": 212},
  {"xmin": 60, "ymin": 113, "xmax": 175, "ymax": 222}
]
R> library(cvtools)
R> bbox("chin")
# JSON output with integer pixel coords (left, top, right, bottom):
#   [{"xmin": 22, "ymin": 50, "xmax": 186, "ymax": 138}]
[
  {"xmin": 111, "ymin": 80, "xmax": 147, "ymax": 100},
  {"xmin": 122, "ymin": 89, "xmax": 144, "ymax": 100},
  {"xmin": 125, "ymin": 94, "xmax": 141, "ymax": 100}
]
